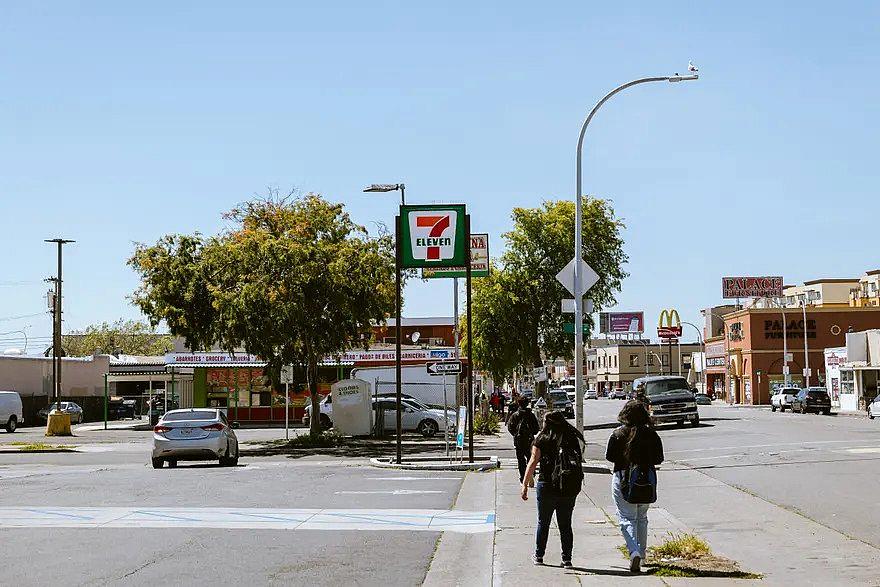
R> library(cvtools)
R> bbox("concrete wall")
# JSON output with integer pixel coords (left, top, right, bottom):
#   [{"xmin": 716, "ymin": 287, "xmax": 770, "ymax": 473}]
[{"xmin": 0, "ymin": 354, "xmax": 110, "ymax": 398}]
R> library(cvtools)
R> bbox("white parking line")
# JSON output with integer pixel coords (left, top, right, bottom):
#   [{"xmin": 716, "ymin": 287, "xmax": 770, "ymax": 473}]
[{"xmin": 0, "ymin": 507, "xmax": 494, "ymax": 533}]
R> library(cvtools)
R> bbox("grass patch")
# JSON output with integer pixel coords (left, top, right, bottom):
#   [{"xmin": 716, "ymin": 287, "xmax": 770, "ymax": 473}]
[
  {"xmin": 473, "ymin": 412, "xmax": 501, "ymax": 435},
  {"xmin": 7, "ymin": 442, "xmax": 74, "ymax": 451},
  {"xmin": 648, "ymin": 533, "xmax": 711, "ymax": 559}
]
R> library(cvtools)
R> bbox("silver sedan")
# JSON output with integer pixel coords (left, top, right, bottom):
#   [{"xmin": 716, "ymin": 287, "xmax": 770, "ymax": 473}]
[{"xmin": 151, "ymin": 408, "xmax": 239, "ymax": 468}]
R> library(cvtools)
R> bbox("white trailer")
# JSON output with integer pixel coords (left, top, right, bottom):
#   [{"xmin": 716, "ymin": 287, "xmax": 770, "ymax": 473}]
[{"xmin": 351, "ymin": 365, "xmax": 460, "ymax": 408}]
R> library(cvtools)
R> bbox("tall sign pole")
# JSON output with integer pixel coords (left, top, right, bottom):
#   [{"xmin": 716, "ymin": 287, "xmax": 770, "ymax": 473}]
[
  {"xmin": 394, "ymin": 214, "xmax": 403, "ymax": 464},
  {"xmin": 465, "ymin": 214, "xmax": 474, "ymax": 463},
  {"xmin": 45, "ymin": 238, "xmax": 74, "ymax": 411}
]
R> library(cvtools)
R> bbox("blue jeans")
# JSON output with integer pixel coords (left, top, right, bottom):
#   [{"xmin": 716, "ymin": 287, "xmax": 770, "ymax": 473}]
[
  {"xmin": 612, "ymin": 472, "xmax": 649, "ymax": 559},
  {"xmin": 535, "ymin": 481, "xmax": 576, "ymax": 561}
]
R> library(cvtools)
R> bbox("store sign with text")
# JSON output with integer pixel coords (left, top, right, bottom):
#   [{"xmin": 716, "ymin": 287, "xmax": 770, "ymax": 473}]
[
  {"xmin": 722, "ymin": 276, "xmax": 783, "ymax": 299},
  {"xmin": 400, "ymin": 204, "xmax": 468, "ymax": 268}
]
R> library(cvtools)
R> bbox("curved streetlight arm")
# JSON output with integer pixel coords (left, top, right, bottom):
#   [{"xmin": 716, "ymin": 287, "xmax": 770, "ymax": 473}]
[{"xmin": 572, "ymin": 72, "xmax": 698, "ymax": 430}]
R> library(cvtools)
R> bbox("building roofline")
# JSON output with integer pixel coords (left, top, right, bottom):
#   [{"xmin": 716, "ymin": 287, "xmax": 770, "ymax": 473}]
[{"xmin": 801, "ymin": 278, "xmax": 859, "ymax": 286}]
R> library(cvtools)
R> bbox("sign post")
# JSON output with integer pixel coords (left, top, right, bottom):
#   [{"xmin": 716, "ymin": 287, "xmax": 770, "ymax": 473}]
[
  {"xmin": 398, "ymin": 203, "xmax": 468, "ymax": 463},
  {"xmin": 280, "ymin": 365, "xmax": 294, "ymax": 441}
]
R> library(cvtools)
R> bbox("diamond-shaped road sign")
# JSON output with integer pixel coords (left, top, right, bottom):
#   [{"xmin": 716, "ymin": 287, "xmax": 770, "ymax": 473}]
[{"xmin": 556, "ymin": 258, "xmax": 599, "ymax": 298}]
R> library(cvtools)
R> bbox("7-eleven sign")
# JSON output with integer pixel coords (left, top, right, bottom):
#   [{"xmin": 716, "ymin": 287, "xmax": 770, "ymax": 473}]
[{"xmin": 399, "ymin": 204, "xmax": 467, "ymax": 269}]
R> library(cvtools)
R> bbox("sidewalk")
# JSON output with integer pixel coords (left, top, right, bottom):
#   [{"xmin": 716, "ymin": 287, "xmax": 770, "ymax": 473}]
[{"xmin": 424, "ymin": 434, "xmax": 880, "ymax": 585}]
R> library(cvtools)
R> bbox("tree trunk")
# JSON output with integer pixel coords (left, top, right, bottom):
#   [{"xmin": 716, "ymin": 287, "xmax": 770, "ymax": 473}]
[{"xmin": 308, "ymin": 357, "xmax": 321, "ymax": 437}]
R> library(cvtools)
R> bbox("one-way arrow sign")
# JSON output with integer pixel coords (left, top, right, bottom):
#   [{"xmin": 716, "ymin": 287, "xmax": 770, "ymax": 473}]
[{"xmin": 426, "ymin": 360, "xmax": 463, "ymax": 376}]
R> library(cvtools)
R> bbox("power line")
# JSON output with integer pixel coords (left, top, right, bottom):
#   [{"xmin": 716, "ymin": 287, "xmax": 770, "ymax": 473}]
[{"xmin": 0, "ymin": 312, "xmax": 47, "ymax": 322}]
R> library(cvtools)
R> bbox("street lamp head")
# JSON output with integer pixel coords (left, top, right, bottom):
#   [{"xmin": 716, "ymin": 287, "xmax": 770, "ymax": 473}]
[
  {"xmin": 668, "ymin": 74, "xmax": 699, "ymax": 83},
  {"xmin": 363, "ymin": 184, "xmax": 402, "ymax": 193}
]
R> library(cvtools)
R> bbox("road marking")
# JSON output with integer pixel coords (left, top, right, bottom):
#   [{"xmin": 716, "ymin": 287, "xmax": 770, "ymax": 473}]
[
  {"xmin": 844, "ymin": 447, "xmax": 880, "ymax": 454},
  {"xmin": 367, "ymin": 477, "xmax": 463, "ymax": 481},
  {"xmin": 0, "ymin": 507, "xmax": 494, "ymax": 533},
  {"xmin": 335, "ymin": 490, "xmax": 445, "ymax": 495}
]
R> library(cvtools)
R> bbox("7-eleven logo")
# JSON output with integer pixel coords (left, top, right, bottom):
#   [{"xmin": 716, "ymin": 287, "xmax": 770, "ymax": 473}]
[{"xmin": 408, "ymin": 210, "xmax": 458, "ymax": 262}]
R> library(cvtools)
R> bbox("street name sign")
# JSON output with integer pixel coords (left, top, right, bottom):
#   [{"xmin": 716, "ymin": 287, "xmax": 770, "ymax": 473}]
[
  {"xmin": 563, "ymin": 323, "xmax": 590, "ymax": 334},
  {"xmin": 555, "ymin": 257, "xmax": 599, "ymax": 298},
  {"xmin": 422, "ymin": 233, "xmax": 489, "ymax": 279},
  {"xmin": 400, "ymin": 204, "xmax": 468, "ymax": 269},
  {"xmin": 426, "ymin": 360, "xmax": 463, "ymax": 376},
  {"xmin": 561, "ymin": 299, "xmax": 594, "ymax": 314}
]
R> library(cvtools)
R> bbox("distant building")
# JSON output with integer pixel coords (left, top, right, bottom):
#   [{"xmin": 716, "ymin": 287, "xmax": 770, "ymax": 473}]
[
  {"xmin": 849, "ymin": 270, "xmax": 880, "ymax": 308},
  {"xmin": 586, "ymin": 342, "xmax": 701, "ymax": 396}
]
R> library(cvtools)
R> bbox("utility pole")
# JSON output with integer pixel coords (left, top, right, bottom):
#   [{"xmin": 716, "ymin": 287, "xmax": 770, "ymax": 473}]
[{"xmin": 45, "ymin": 238, "xmax": 74, "ymax": 435}]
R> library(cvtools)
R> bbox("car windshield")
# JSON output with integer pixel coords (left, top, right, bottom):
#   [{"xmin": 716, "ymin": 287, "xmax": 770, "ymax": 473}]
[
  {"xmin": 162, "ymin": 410, "xmax": 216, "ymax": 421},
  {"xmin": 642, "ymin": 378, "xmax": 690, "ymax": 396},
  {"xmin": 549, "ymin": 392, "xmax": 568, "ymax": 402}
]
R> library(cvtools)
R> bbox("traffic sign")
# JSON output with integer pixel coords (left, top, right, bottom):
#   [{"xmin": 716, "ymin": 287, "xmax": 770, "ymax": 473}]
[
  {"xmin": 426, "ymin": 360, "xmax": 463, "ymax": 376},
  {"xmin": 280, "ymin": 365, "xmax": 295, "ymax": 384},
  {"xmin": 563, "ymin": 323, "xmax": 590, "ymax": 334},
  {"xmin": 555, "ymin": 257, "xmax": 599, "ymax": 298},
  {"xmin": 561, "ymin": 298, "xmax": 594, "ymax": 314}
]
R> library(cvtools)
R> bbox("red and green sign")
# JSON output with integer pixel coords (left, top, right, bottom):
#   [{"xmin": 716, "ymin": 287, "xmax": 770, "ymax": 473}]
[{"xmin": 399, "ymin": 204, "xmax": 467, "ymax": 269}]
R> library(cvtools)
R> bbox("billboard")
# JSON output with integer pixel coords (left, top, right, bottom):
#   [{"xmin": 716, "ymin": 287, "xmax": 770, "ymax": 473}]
[
  {"xmin": 722, "ymin": 276, "xmax": 783, "ymax": 299},
  {"xmin": 422, "ymin": 233, "xmax": 489, "ymax": 278},
  {"xmin": 399, "ymin": 204, "xmax": 468, "ymax": 269},
  {"xmin": 599, "ymin": 311, "xmax": 644, "ymax": 334}
]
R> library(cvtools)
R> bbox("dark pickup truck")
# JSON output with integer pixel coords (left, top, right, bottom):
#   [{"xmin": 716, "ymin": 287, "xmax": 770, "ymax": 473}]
[{"xmin": 632, "ymin": 375, "xmax": 700, "ymax": 428}]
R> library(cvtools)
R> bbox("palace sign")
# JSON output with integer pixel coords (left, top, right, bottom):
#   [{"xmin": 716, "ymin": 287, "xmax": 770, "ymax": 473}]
[
  {"xmin": 400, "ymin": 204, "xmax": 468, "ymax": 269},
  {"xmin": 722, "ymin": 276, "xmax": 783, "ymax": 299}
]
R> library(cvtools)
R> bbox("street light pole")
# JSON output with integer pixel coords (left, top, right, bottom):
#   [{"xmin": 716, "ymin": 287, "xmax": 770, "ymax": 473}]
[
  {"xmin": 682, "ymin": 321, "xmax": 705, "ymax": 393},
  {"xmin": 45, "ymin": 238, "xmax": 74, "ymax": 414},
  {"xmin": 573, "ymin": 70, "xmax": 698, "ymax": 432},
  {"xmin": 801, "ymin": 300, "xmax": 810, "ymax": 386}
]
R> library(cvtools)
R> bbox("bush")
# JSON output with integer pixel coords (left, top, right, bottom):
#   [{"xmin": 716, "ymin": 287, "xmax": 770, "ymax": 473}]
[
  {"xmin": 286, "ymin": 431, "xmax": 344, "ymax": 449},
  {"xmin": 474, "ymin": 412, "xmax": 501, "ymax": 435}
]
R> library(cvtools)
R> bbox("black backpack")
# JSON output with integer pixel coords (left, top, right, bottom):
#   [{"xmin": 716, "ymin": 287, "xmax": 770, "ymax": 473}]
[
  {"xmin": 513, "ymin": 412, "xmax": 534, "ymax": 444},
  {"xmin": 620, "ymin": 463, "xmax": 657, "ymax": 504},
  {"xmin": 551, "ymin": 434, "xmax": 584, "ymax": 498}
]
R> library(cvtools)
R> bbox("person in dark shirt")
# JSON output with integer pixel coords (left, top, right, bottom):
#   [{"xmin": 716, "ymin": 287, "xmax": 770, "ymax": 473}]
[
  {"xmin": 605, "ymin": 400, "xmax": 664, "ymax": 574},
  {"xmin": 506, "ymin": 397, "xmax": 539, "ymax": 483},
  {"xmin": 520, "ymin": 410, "xmax": 585, "ymax": 569}
]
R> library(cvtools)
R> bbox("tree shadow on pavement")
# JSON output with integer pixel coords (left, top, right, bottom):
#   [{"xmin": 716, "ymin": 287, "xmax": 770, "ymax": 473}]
[
  {"xmin": 241, "ymin": 435, "xmax": 498, "ymax": 459},
  {"xmin": 566, "ymin": 566, "xmax": 634, "ymax": 577}
]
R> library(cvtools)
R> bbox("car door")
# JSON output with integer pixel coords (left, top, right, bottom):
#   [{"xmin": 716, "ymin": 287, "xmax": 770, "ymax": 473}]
[
  {"xmin": 380, "ymin": 400, "xmax": 397, "ymax": 432},
  {"xmin": 401, "ymin": 401, "xmax": 423, "ymax": 431}
]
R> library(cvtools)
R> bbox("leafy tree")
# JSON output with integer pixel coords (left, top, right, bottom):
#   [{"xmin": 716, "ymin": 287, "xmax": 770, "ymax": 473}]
[
  {"xmin": 62, "ymin": 319, "xmax": 173, "ymax": 357},
  {"xmin": 467, "ymin": 197, "xmax": 627, "ymax": 390},
  {"xmin": 129, "ymin": 193, "xmax": 397, "ymax": 436}
]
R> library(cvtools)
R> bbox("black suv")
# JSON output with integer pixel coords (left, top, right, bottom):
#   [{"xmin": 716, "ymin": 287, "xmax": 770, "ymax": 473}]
[
  {"xmin": 632, "ymin": 376, "xmax": 699, "ymax": 427},
  {"xmin": 790, "ymin": 387, "xmax": 832, "ymax": 415}
]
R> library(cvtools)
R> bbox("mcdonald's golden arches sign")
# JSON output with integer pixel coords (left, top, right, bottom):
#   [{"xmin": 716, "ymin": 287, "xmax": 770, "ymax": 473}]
[{"xmin": 657, "ymin": 309, "xmax": 683, "ymax": 339}]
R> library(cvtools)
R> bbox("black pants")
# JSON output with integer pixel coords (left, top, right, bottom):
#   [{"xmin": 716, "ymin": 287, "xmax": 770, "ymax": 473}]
[
  {"xmin": 515, "ymin": 440, "xmax": 531, "ymax": 482},
  {"xmin": 535, "ymin": 482, "xmax": 576, "ymax": 561}
]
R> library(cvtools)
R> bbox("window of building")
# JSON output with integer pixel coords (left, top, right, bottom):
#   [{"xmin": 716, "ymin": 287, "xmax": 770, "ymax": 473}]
[
  {"xmin": 661, "ymin": 354, "xmax": 669, "ymax": 366},
  {"xmin": 629, "ymin": 354, "xmax": 639, "ymax": 367},
  {"xmin": 613, "ymin": 355, "xmax": 618, "ymax": 368},
  {"xmin": 647, "ymin": 354, "xmax": 655, "ymax": 366}
]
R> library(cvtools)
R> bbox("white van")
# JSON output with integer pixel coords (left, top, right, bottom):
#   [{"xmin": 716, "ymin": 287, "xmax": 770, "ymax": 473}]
[{"xmin": 0, "ymin": 391, "xmax": 23, "ymax": 432}]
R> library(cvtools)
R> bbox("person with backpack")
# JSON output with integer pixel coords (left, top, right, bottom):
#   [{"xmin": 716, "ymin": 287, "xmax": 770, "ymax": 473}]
[
  {"xmin": 507, "ymin": 396, "xmax": 539, "ymax": 483},
  {"xmin": 520, "ymin": 410, "xmax": 585, "ymax": 568},
  {"xmin": 605, "ymin": 400, "xmax": 664, "ymax": 574}
]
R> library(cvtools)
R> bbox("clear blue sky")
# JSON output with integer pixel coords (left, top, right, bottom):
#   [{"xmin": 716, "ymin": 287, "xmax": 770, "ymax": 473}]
[{"xmin": 2, "ymin": 2, "xmax": 879, "ymax": 352}]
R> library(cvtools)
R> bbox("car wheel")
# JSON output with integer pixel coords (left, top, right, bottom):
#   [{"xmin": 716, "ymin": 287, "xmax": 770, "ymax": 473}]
[
  {"xmin": 220, "ymin": 443, "xmax": 239, "ymax": 466},
  {"xmin": 691, "ymin": 416, "xmax": 700, "ymax": 428},
  {"xmin": 319, "ymin": 414, "xmax": 332, "ymax": 430},
  {"xmin": 780, "ymin": 405, "xmax": 786, "ymax": 412},
  {"xmin": 823, "ymin": 409, "xmax": 831, "ymax": 416},
  {"xmin": 151, "ymin": 457, "xmax": 164, "ymax": 469},
  {"xmin": 418, "ymin": 419, "xmax": 439, "ymax": 438},
  {"xmin": 869, "ymin": 408, "xmax": 874, "ymax": 420},
  {"xmin": 167, "ymin": 460, "xmax": 178, "ymax": 468},
  {"xmin": 5, "ymin": 416, "xmax": 16, "ymax": 433}
]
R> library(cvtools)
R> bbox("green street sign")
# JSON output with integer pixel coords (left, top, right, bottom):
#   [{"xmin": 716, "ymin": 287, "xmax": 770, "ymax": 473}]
[
  {"xmin": 399, "ymin": 204, "xmax": 467, "ymax": 269},
  {"xmin": 563, "ymin": 323, "xmax": 590, "ymax": 334},
  {"xmin": 422, "ymin": 233, "xmax": 489, "ymax": 279}
]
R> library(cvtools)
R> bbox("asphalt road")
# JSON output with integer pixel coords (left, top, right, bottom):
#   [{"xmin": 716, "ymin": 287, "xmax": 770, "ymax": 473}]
[
  {"xmin": 581, "ymin": 398, "xmax": 880, "ymax": 549},
  {"xmin": 0, "ymin": 427, "xmax": 465, "ymax": 586}
]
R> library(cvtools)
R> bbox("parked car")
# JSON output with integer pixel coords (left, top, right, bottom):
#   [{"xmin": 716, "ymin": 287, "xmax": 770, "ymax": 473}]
[
  {"xmin": 303, "ymin": 392, "xmax": 425, "ymax": 428},
  {"xmin": 0, "ymin": 391, "xmax": 23, "ymax": 432},
  {"xmin": 694, "ymin": 393, "xmax": 712, "ymax": 406},
  {"xmin": 791, "ymin": 387, "xmax": 832, "ymax": 415},
  {"xmin": 376, "ymin": 397, "xmax": 455, "ymax": 437},
  {"xmin": 586, "ymin": 389, "xmax": 599, "ymax": 400},
  {"xmin": 152, "ymin": 408, "xmax": 239, "ymax": 468},
  {"xmin": 770, "ymin": 387, "xmax": 800, "ymax": 412},
  {"xmin": 632, "ymin": 375, "xmax": 699, "ymax": 427},
  {"xmin": 869, "ymin": 395, "xmax": 880, "ymax": 419},
  {"xmin": 609, "ymin": 388, "xmax": 628, "ymax": 400},
  {"xmin": 38, "ymin": 402, "xmax": 84, "ymax": 424},
  {"xmin": 548, "ymin": 390, "xmax": 575, "ymax": 419}
]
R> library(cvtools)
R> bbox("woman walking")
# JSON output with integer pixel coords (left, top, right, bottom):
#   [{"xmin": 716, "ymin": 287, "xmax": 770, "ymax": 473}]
[
  {"xmin": 520, "ymin": 411, "xmax": 585, "ymax": 568},
  {"xmin": 606, "ymin": 400, "xmax": 664, "ymax": 574}
]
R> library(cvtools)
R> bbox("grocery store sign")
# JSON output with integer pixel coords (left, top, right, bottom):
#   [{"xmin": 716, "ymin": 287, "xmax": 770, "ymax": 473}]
[
  {"xmin": 722, "ymin": 276, "xmax": 783, "ymax": 299},
  {"xmin": 422, "ymin": 233, "xmax": 489, "ymax": 279},
  {"xmin": 166, "ymin": 352, "xmax": 261, "ymax": 366}
]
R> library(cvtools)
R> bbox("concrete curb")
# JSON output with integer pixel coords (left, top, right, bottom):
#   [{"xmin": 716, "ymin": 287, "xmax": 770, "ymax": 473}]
[{"xmin": 369, "ymin": 455, "xmax": 500, "ymax": 471}]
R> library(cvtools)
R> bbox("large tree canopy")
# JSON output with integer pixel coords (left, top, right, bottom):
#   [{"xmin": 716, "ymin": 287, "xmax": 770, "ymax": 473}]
[
  {"xmin": 62, "ymin": 319, "xmax": 172, "ymax": 357},
  {"xmin": 467, "ymin": 197, "xmax": 627, "ymax": 385},
  {"xmin": 129, "ymin": 193, "xmax": 397, "ymax": 435}
]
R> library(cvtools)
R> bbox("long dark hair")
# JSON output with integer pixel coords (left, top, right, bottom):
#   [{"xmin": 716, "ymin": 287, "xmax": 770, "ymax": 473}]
[
  {"xmin": 617, "ymin": 400, "xmax": 652, "ymax": 464},
  {"xmin": 537, "ymin": 410, "xmax": 584, "ymax": 446}
]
